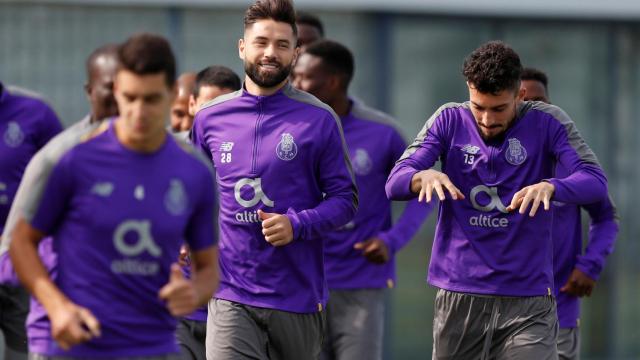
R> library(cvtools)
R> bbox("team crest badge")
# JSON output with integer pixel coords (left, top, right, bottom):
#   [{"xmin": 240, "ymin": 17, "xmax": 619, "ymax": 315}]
[
  {"xmin": 505, "ymin": 138, "xmax": 527, "ymax": 165},
  {"xmin": 3, "ymin": 121, "xmax": 24, "ymax": 147},
  {"xmin": 164, "ymin": 179, "xmax": 188, "ymax": 216},
  {"xmin": 276, "ymin": 133, "xmax": 297, "ymax": 161},
  {"xmin": 352, "ymin": 148, "xmax": 372, "ymax": 176}
]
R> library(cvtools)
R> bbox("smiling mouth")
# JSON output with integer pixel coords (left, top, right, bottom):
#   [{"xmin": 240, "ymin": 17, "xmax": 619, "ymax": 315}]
[{"xmin": 259, "ymin": 63, "xmax": 280, "ymax": 71}]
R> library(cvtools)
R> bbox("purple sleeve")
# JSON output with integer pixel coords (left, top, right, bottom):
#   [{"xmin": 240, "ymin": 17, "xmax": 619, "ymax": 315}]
[
  {"xmin": 386, "ymin": 109, "xmax": 448, "ymax": 201},
  {"xmin": 287, "ymin": 113, "xmax": 358, "ymax": 241},
  {"xmin": 189, "ymin": 114, "xmax": 214, "ymax": 164},
  {"xmin": 575, "ymin": 196, "xmax": 619, "ymax": 280},
  {"xmin": 30, "ymin": 154, "xmax": 73, "ymax": 235},
  {"xmin": 184, "ymin": 166, "xmax": 218, "ymax": 252},
  {"xmin": 35, "ymin": 104, "xmax": 63, "ymax": 148},
  {"xmin": 546, "ymin": 115, "xmax": 607, "ymax": 204},
  {"xmin": 378, "ymin": 129, "xmax": 436, "ymax": 253},
  {"xmin": 378, "ymin": 200, "xmax": 436, "ymax": 253}
]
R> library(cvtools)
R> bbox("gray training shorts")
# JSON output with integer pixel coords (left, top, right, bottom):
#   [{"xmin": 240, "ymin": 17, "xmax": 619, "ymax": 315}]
[
  {"xmin": 432, "ymin": 288, "xmax": 559, "ymax": 360},
  {"xmin": 321, "ymin": 288, "xmax": 386, "ymax": 360},
  {"xmin": 557, "ymin": 327, "xmax": 579, "ymax": 360},
  {"xmin": 206, "ymin": 298, "xmax": 325, "ymax": 360}
]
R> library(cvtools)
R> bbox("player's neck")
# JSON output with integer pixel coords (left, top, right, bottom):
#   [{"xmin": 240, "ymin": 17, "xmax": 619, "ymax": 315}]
[
  {"xmin": 332, "ymin": 96, "xmax": 351, "ymax": 117},
  {"xmin": 114, "ymin": 118, "xmax": 167, "ymax": 153},
  {"xmin": 244, "ymin": 76, "xmax": 287, "ymax": 97}
]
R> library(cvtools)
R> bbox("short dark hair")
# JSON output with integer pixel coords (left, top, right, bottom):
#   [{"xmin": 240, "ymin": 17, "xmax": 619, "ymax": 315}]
[
  {"xmin": 462, "ymin": 41, "xmax": 522, "ymax": 94},
  {"xmin": 244, "ymin": 0, "xmax": 297, "ymax": 36},
  {"xmin": 521, "ymin": 67, "xmax": 548, "ymax": 90},
  {"xmin": 296, "ymin": 11, "xmax": 324, "ymax": 37},
  {"xmin": 86, "ymin": 43, "xmax": 119, "ymax": 81},
  {"xmin": 193, "ymin": 66, "xmax": 242, "ymax": 98},
  {"xmin": 118, "ymin": 33, "xmax": 176, "ymax": 87},
  {"xmin": 304, "ymin": 40, "xmax": 354, "ymax": 90}
]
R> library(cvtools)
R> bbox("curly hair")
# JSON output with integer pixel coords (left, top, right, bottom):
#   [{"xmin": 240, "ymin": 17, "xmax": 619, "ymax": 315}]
[{"xmin": 462, "ymin": 41, "xmax": 522, "ymax": 94}]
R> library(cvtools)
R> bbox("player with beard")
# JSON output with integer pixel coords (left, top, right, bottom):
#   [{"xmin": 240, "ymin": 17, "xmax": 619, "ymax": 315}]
[
  {"xmin": 9, "ymin": 33, "xmax": 219, "ymax": 359},
  {"xmin": 521, "ymin": 67, "xmax": 618, "ymax": 360},
  {"xmin": 190, "ymin": 1, "xmax": 357, "ymax": 359},
  {"xmin": 386, "ymin": 41, "xmax": 608, "ymax": 359},
  {"xmin": 0, "ymin": 43, "xmax": 120, "ymax": 357}
]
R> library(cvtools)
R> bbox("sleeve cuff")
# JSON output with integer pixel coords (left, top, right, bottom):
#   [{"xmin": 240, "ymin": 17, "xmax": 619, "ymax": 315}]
[{"xmin": 286, "ymin": 208, "xmax": 302, "ymax": 242}]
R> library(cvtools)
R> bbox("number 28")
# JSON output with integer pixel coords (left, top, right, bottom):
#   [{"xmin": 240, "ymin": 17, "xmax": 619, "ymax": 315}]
[{"xmin": 221, "ymin": 153, "xmax": 232, "ymax": 163}]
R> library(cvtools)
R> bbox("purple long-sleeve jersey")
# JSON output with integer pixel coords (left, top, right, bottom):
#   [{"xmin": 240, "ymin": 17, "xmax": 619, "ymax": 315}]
[
  {"xmin": 191, "ymin": 83, "xmax": 358, "ymax": 313},
  {"xmin": 553, "ymin": 163, "xmax": 618, "ymax": 328},
  {"xmin": 386, "ymin": 101, "xmax": 607, "ymax": 296},
  {"xmin": 324, "ymin": 100, "xmax": 435, "ymax": 289},
  {"xmin": 28, "ymin": 122, "xmax": 217, "ymax": 357}
]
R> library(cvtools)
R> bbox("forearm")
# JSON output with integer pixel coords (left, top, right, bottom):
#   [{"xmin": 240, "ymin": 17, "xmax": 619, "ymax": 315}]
[
  {"xmin": 287, "ymin": 194, "xmax": 357, "ymax": 241},
  {"xmin": 9, "ymin": 219, "xmax": 69, "ymax": 313},
  {"xmin": 576, "ymin": 218, "xmax": 618, "ymax": 280},
  {"xmin": 386, "ymin": 165, "xmax": 420, "ymax": 200},
  {"xmin": 191, "ymin": 246, "xmax": 219, "ymax": 306},
  {"xmin": 548, "ymin": 164, "xmax": 607, "ymax": 204},
  {"xmin": 379, "ymin": 199, "xmax": 436, "ymax": 253}
]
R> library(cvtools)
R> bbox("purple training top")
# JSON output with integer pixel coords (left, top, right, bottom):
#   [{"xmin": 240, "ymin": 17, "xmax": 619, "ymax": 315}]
[
  {"xmin": 324, "ymin": 100, "xmax": 435, "ymax": 290},
  {"xmin": 191, "ymin": 83, "xmax": 357, "ymax": 313},
  {"xmin": 386, "ymin": 101, "xmax": 608, "ymax": 297},
  {"xmin": 29, "ymin": 121, "xmax": 217, "ymax": 357},
  {"xmin": 0, "ymin": 83, "xmax": 62, "ymax": 235}
]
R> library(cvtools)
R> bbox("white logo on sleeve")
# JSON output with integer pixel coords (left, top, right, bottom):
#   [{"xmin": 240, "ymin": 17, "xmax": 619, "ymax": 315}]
[
  {"xmin": 505, "ymin": 138, "xmax": 527, "ymax": 165},
  {"xmin": 276, "ymin": 133, "xmax": 297, "ymax": 161},
  {"xmin": 352, "ymin": 149, "xmax": 372, "ymax": 176},
  {"xmin": 3, "ymin": 121, "xmax": 24, "ymax": 147},
  {"xmin": 234, "ymin": 178, "xmax": 274, "ymax": 223},
  {"xmin": 164, "ymin": 179, "xmax": 188, "ymax": 216},
  {"xmin": 111, "ymin": 220, "xmax": 162, "ymax": 276},
  {"xmin": 469, "ymin": 185, "xmax": 509, "ymax": 228}
]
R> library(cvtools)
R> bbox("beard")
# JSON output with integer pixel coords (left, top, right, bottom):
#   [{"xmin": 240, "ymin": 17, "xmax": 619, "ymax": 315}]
[{"xmin": 244, "ymin": 59, "xmax": 292, "ymax": 88}]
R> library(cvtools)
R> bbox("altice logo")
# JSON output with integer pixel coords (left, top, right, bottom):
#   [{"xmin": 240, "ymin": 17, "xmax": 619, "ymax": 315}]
[
  {"xmin": 469, "ymin": 185, "xmax": 509, "ymax": 228},
  {"xmin": 234, "ymin": 178, "xmax": 274, "ymax": 223}
]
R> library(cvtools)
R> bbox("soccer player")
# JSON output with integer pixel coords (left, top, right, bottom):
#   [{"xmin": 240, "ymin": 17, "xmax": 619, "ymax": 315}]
[
  {"xmin": 295, "ymin": 11, "xmax": 324, "ymax": 49},
  {"xmin": 177, "ymin": 65, "xmax": 240, "ymax": 360},
  {"xmin": 386, "ymin": 41, "xmax": 608, "ymax": 359},
  {"xmin": 0, "ymin": 81, "xmax": 63, "ymax": 359},
  {"xmin": 0, "ymin": 43, "xmax": 120, "ymax": 356},
  {"xmin": 170, "ymin": 72, "xmax": 197, "ymax": 133},
  {"xmin": 521, "ymin": 67, "xmax": 618, "ymax": 360},
  {"xmin": 9, "ymin": 33, "xmax": 219, "ymax": 359},
  {"xmin": 190, "ymin": 1, "xmax": 358, "ymax": 359},
  {"xmin": 292, "ymin": 39, "xmax": 434, "ymax": 360}
]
